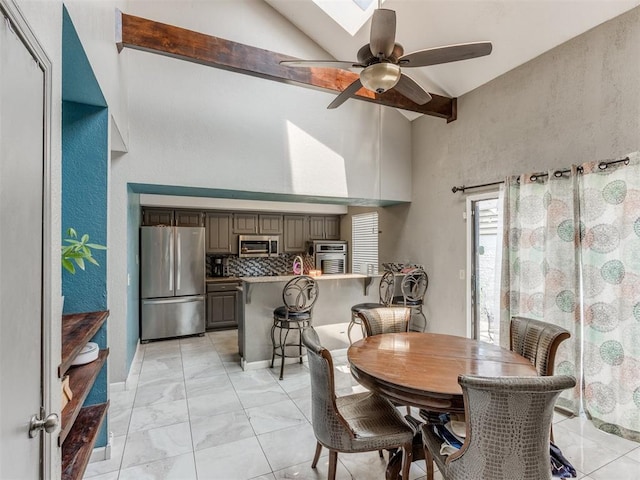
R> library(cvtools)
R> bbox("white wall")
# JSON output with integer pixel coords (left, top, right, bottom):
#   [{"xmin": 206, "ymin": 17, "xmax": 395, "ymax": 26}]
[
  {"xmin": 394, "ymin": 7, "xmax": 640, "ymax": 337},
  {"xmin": 107, "ymin": 0, "xmax": 412, "ymax": 381},
  {"xmin": 64, "ymin": 0, "xmax": 129, "ymax": 145}
]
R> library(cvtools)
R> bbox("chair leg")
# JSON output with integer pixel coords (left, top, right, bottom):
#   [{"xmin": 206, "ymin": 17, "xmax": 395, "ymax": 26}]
[
  {"xmin": 328, "ymin": 450, "xmax": 338, "ymax": 480},
  {"xmin": 347, "ymin": 315, "xmax": 356, "ymax": 344},
  {"xmin": 311, "ymin": 442, "xmax": 322, "ymax": 468},
  {"xmin": 279, "ymin": 326, "xmax": 289, "ymax": 380},
  {"xmin": 425, "ymin": 447, "xmax": 435, "ymax": 480},
  {"xmin": 270, "ymin": 321, "xmax": 277, "ymax": 368},
  {"xmin": 298, "ymin": 326, "xmax": 303, "ymax": 364},
  {"xmin": 401, "ymin": 441, "xmax": 413, "ymax": 480},
  {"xmin": 417, "ymin": 307, "xmax": 427, "ymax": 332}
]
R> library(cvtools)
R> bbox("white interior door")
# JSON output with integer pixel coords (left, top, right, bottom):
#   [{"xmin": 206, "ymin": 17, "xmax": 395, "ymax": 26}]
[{"xmin": 0, "ymin": 6, "xmax": 47, "ymax": 479}]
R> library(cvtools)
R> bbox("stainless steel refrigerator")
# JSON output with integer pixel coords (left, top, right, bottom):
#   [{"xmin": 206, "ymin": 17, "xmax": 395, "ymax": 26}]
[{"xmin": 140, "ymin": 226, "xmax": 205, "ymax": 341}]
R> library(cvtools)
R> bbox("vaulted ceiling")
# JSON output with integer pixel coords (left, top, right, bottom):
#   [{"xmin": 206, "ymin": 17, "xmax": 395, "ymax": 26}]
[{"xmin": 265, "ymin": 0, "xmax": 640, "ymax": 111}]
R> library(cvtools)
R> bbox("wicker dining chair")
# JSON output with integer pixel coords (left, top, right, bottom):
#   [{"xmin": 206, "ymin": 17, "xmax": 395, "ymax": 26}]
[
  {"xmin": 301, "ymin": 326, "xmax": 415, "ymax": 480},
  {"xmin": 357, "ymin": 306, "xmax": 411, "ymax": 336},
  {"xmin": 421, "ymin": 374, "xmax": 576, "ymax": 480},
  {"xmin": 348, "ymin": 269, "xmax": 396, "ymax": 343}
]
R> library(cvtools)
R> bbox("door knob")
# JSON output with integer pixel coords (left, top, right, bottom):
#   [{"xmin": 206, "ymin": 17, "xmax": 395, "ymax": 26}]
[{"xmin": 29, "ymin": 409, "xmax": 59, "ymax": 438}]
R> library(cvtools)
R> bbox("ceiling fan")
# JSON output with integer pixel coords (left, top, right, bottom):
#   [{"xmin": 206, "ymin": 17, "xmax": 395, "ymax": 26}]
[{"xmin": 280, "ymin": 8, "xmax": 492, "ymax": 109}]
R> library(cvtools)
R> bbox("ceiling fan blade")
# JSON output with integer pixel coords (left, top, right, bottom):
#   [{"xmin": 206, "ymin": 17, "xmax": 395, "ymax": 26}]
[
  {"xmin": 399, "ymin": 41, "xmax": 493, "ymax": 67},
  {"xmin": 369, "ymin": 9, "xmax": 396, "ymax": 58},
  {"xmin": 280, "ymin": 60, "xmax": 364, "ymax": 70},
  {"xmin": 327, "ymin": 78, "xmax": 363, "ymax": 109},
  {"xmin": 393, "ymin": 74, "xmax": 432, "ymax": 105}
]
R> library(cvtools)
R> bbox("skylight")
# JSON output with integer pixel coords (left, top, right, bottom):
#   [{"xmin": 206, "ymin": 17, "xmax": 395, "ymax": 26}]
[{"xmin": 312, "ymin": 0, "xmax": 385, "ymax": 36}]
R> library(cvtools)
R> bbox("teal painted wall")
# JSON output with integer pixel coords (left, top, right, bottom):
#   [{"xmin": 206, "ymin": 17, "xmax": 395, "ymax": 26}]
[
  {"xmin": 126, "ymin": 188, "xmax": 140, "ymax": 369},
  {"xmin": 61, "ymin": 101, "xmax": 109, "ymax": 448},
  {"xmin": 61, "ymin": 102, "xmax": 108, "ymax": 313},
  {"xmin": 62, "ymin": 6, "xmax": 109, "ymax": 448}
]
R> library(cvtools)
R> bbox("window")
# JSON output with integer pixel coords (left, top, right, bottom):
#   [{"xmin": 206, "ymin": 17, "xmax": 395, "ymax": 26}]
[
  {"xmin": 312, "ymin": 0, "xmax": 385, "ymax": 36},
  {"xmin": 352, "ymin": 212, "xmax": 378, "ymax": 274}
]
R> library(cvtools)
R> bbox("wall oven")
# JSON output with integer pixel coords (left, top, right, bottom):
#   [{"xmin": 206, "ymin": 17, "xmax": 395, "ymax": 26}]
[
  {"xmin": 314, "ymin": 241, "xmax": 347, "ymax": 274},
  {"xmin": 239, "ymin": 235, "xmax": 279, "ymax": 258}
]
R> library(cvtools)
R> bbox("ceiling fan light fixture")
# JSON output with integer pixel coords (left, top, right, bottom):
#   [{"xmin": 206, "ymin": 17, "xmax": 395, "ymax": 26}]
[{"xmin": 360, "ymin": 63, "xmax": 401, "ymax": 94}]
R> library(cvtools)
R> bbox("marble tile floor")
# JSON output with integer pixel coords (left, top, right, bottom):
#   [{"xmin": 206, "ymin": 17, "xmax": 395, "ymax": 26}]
[{"xmin": 84, "ymin": 325, "xmax": 640, "ymax": 480}]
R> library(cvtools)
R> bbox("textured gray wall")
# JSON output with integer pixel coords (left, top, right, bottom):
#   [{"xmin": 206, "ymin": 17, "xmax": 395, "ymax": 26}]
[{"xmin": 397, "ymin": 7, "xmax": 640, "ymax": 336}]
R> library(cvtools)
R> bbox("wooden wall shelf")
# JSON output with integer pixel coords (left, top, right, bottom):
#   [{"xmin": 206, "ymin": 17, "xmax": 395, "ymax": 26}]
[
  {"xmin": 59, "ymin": 310, "xmax": 110, "ymax": 480},
  {"xmin": 59, "ymin": 349, "xmax": 108, "ymax": 445},
  {"xmin": 60, "ymin": 310, "xmax": 109, "ymax": 377},
  {"xmin": 61, "ymin": 402, "xmax": 109, "ymax": 480}
]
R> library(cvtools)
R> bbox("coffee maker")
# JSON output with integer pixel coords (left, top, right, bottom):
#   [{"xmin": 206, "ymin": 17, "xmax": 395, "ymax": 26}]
[{"xmin": 212, "ymin": 257, "xmax": 224, "ymax": 277}]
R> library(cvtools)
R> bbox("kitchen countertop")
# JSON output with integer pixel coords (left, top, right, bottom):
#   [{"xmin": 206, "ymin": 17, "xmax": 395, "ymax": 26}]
[
  {"xmin": 206, "ymin": 277, "xmax": 243, "ymax": 283},
  {"xmin": 241, "ymin": 273, "xmax": 370, "ymax": 283}
]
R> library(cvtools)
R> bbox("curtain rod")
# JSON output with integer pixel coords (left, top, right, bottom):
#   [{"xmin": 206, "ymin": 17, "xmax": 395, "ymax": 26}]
[{"xmin": 452, "ymin": 156, "xmax": 630, "ymax": 193}]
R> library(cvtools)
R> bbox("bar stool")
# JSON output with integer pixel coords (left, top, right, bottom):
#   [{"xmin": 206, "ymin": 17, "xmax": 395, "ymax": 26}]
[
  {"xmin": 271, "ymin": 275, "xmax": 319, "ymax": 380},
  {"xmin": 391, "ymin": 267, "xmax": 428, "ymax": 331},
  {"xmin": 348, "ymin": 270, "xmax": 396, "ymax": 343}
]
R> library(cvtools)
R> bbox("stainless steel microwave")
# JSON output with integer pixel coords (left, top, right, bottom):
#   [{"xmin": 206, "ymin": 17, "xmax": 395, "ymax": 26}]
[{"xmin": 238, "ymin": 235, "xmax": 279, "ymax": 258}]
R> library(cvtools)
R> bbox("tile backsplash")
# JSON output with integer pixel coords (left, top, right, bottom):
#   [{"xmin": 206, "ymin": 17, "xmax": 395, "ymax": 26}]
[{"xmin": 207, "ymin": 254, "xmax": 315, "ymax": 277}]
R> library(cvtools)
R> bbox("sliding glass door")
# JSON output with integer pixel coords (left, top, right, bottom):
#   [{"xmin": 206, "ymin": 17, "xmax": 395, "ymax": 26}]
[{"xmin": 467, "ymin": 193, "xmax": 502, "ymax": 344}]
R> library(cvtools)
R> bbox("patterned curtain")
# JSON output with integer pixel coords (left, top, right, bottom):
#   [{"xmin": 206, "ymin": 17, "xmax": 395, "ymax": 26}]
[
  {"xmin": 500, "ymin": 168, "xmax": 582, "ymax": 413},
  {"xmin": 579, "ymin": 152, "xmax": 640, "ymax": 441}
]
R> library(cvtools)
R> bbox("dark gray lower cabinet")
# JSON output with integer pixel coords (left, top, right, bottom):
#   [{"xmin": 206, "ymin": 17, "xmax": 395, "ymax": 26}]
[{"xmin": 206, "ymin": 282, "xmax": 240, "ymax": 330}]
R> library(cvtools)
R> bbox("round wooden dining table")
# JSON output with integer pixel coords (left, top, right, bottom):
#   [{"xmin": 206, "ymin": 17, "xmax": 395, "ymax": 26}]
[{"xmin": 348, "ymin": 332, "xmax": 538, "ymax": 414}]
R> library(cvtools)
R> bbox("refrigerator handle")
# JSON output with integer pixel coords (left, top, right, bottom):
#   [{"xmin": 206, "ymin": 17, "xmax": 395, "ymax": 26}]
[
  {"xmin": 169, "ymin": 231, "xmax": 174, "ymax": 292},
  {"xmin": 142, "ymin": 296, "xmax": 204, "ymax": 305},
  {"xmin": 176, "ymin": 232, "xmax": 182, "ymax": 291}
]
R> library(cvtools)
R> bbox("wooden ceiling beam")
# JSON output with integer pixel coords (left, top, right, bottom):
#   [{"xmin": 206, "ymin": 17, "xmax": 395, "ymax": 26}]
[{"xmin": 115, "ymin": 11, "xmax": 456, "ymax": 121}]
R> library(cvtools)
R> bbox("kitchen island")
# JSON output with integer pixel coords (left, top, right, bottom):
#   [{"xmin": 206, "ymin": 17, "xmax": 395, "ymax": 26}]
[{"xmin": 239, "ymin": 274, "xmax": 382, "ymax": 370}]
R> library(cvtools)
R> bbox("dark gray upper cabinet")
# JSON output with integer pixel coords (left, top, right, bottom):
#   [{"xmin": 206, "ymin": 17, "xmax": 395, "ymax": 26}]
[
  {"xmin": 206, "ymin": 213, "xmax": 232, "ymax": 253},
  {"xmin": 283, "ymin": 215, "xmax": 307, "ymax": 252},
  {"xmin": 324, "ymin": 216, "xmax": 341, "ymax": 240},
  {"xmin": 142, "ymin": 208, "xmax": 174, "ymax": 226},
  {"xmin": 233, "ymin": 213, "xmax": 258, "ymax": 234},
  {"xmin": 308, "ymin": 215, "xmax": 341, "ymax": 240},
  {"xmin": 308, "ymin": 216, "xmax": 325, "ymax": 240},
  {"xmin": 175, "ymin": 210, "xmax": 204, "ymax": 227},
  {"xmin": 259, "ymin": 214, "xmax": 283, "ymax": 235},
  {"xmin": 143, "ymin": 208, "xmax": 340, "ymax": 250}
]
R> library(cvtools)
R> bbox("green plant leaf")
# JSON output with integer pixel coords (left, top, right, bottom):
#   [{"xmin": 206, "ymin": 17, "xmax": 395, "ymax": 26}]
[
  {"xmin": 62, "ymin": 258, "xmax": 75, "ymax": 274},
  {"xmin": 86, "ymin": 256, "xmax": 99, "ymax": 266},
  {"xmin": 61, "ymin": 228, "xmax": 106, "ymax": 274}
]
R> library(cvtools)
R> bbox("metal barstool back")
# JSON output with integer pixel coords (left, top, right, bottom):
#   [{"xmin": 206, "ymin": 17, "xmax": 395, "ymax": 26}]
[
  {"xmin": 378, "ymin": 269, "xmax": 396, "ymax": 306},
  {"xmin": 348, "ymin": 270, "xmax": 396, "ymax": 343},
  {"xmin": 393, "ymin": 267, "xmax": 428, "ymax": 332},
  {"xmin": 271, "ymin": 275, "xmax": 319, "ymax": 380}
]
